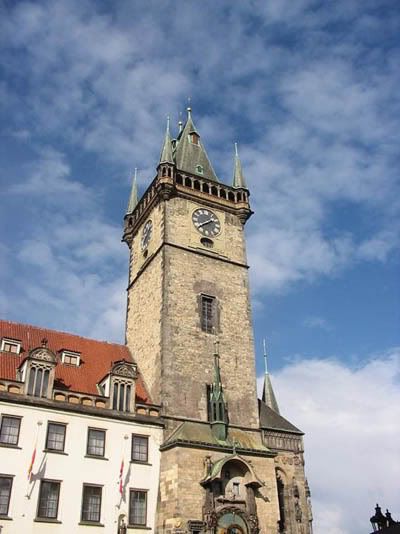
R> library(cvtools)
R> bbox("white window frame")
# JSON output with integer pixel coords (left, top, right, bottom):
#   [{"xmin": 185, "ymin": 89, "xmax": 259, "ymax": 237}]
[
  {"xmin": 0, "ymin": 338, "xmax": 21, "ymax": 354},
  {"xmin": 60, "ymin": 350, "xmax": 80, "ymax": 366}
]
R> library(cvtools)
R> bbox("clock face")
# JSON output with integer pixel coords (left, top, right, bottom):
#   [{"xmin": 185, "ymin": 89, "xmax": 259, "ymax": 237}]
[
  {"xmin": 141, "ymin": 220, "xmax": 153, "ymax": 250},
  {"xmin": 192, "ymin": 208, "xmax": 221, "ymax": 237}
]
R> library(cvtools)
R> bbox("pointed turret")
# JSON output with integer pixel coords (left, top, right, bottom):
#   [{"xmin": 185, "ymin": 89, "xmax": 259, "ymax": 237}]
[
  {"xmin": 174, "ymin": 107, "xmax": 219, "ymax": 181},
  {"xmin": 232, "ymin": 143, "xmax": 247, "ymax": 189},
  {"xmin": 159, "ymin": 117, "xmax": 174, "ymax": 165},
  {"xmin": 209, "ymin": 339, "xmax": 228, "ymax": 440},
  {"xmin": 126, "ymin": 169, "xmax": 138, "ymax": 214},
  {"xmin": 262, "ymin": 339, "xmax": 280, "ymax": 413}
]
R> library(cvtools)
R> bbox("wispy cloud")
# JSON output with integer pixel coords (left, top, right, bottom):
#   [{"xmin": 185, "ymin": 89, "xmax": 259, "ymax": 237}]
[{"xmin": 303, "ymin": 316, "xmax": 333, "ymax": 332}]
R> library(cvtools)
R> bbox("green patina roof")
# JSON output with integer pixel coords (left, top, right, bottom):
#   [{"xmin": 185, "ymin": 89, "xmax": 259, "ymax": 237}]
[
  {"xmin": 174, "ymin": 108, "xmax": 219, "ymax": 182},
  {"xmin": 232, "ymin": 143, "xmax": 247, "ymax": 189},
  {"xmin": 258, "ymin": 399, "xmax": 303, "ymax": 434},
  {"xmin": 162, "ymin": 420, "xmax": 272, "ymax": 455},
  {"xmin": 159, "ymin": 117, "xmax": 174, "ymax": 165},
  {"xmin": 126, "ymin": 169, "xmax": 138, "ymax": 214}
]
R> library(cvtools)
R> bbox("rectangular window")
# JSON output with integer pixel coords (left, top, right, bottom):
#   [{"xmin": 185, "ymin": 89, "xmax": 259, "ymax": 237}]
[
  {"xmin": 37, "ymin": 480, "xmax": 60, "ymax": 520},
  {"xmin": 81, "ymin": 485, "xmax": 102, "ymax": 523},
  {"xmin": 27, "ymin": 367, "xmax": 50, "ymax": 398},
  {"xmin": 0, "ymin": 416, "xmax": 21, "ymax": 446},
  {"xmin": 131, "ymin": 435, "xmax": 148, "ymax": 463},
  {"xmin": 112, "ymin": 382, "xmax": 132, "ymax": 412},
  {"xmin": 201, "ymin": 295, "xmax": 215, "ymax": 333},
  {"xmin": 129, "ymin": 490, "xmax": 147, "ymax": 526},
  {"xmin": 61, "ymin": 350, "xmax": 80, "ymax": 366},
  {"xmin": 0, "ymin": 476, "xmax": 13, "ymax": 516},
  {"xmin": 87, "ymin": 428, "xmax": 106, "ymax": 457},
  {"xmin": 45, "ymin": 423, "xmax": 66, "ymax": 452},
  {"xmin": 0, "ymin": 339, "xmax": 20, "ymax": 354}
]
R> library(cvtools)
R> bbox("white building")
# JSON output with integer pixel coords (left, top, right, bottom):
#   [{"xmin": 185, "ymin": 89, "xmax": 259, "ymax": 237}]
[{"xmin": 0, "ymin": 320, "xmax": 163, "ymax": 533}]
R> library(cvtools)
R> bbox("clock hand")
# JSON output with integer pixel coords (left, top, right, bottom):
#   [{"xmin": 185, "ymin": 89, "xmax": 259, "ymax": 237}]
[{"xmin": 198, "ymin": 218, "xmax": 214, "ymax": 228}]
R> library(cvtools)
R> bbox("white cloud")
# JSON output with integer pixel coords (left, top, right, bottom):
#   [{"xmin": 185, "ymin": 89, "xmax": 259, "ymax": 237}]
[{"xmin": 258, "ymin": 351, "xmax": 400, "ymax": 534}]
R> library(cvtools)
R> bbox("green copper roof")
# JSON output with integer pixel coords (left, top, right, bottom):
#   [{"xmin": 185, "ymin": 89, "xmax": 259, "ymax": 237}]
[
  {"xmin": 232, "ymin": 143, "xmax": 247, "ymax": 189},
  {"xmin": 174, "ymin": 108, "xmax": 219, "ymax": 182},
  {"xmin": 126, "ymin": 169, "xmax": 138, "ymax": 214},
  {"xmin": 162, "ymin": 420, "xmax": 272, "ymax": 454},
  {"xmin": 159, "ymin": 117, "xmax": 174, "ymax": 165}
]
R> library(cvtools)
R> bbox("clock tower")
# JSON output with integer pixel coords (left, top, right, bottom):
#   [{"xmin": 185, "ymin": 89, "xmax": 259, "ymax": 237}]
[{"xmin": 123, "ymin": 109, "xmax": 313, "ymax": 534}]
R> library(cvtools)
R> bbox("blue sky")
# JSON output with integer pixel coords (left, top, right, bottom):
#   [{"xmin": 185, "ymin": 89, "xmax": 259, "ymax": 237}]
[{"xmin": 0, "ymin": 1, "xmax": 399, "ymax": 532}]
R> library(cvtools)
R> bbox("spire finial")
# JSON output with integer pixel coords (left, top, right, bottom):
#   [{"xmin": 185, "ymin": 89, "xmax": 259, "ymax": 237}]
[
  {"xmin": 234, "ymin": 142, "xmax": 239, "ymax": 157},
  {"xmin": 187, "ymin": 98, "xmax": 192, "ymax": 118},
  {"xmin": 263, "ymin": 338, "xmax": 268, "ymax": 374},
  {"xmin": 166, "ymin": 115, "xmax": 170, "ymax": 132}
]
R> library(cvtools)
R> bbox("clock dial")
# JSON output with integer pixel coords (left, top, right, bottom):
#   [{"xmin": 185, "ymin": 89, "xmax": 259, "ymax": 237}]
[
  {"xmin": 192, "ymin": 208, "xmax": 221, "ymax": 237},
  {"xmin": 141, "ymin": 220, "xmax": 153, "ymax": 250}
]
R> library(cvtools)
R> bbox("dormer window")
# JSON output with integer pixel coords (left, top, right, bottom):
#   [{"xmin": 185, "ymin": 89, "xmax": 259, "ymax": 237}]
[
  {"xmin": 23, "ymin": 345, "xmax": 57, "ymax": 400},
  {"xmin": 189, "ymin": 132, "xmax": 200, "ymax": 146},
  {"xmin": 1, "ymin": 338, "xmax": 21, "ymax": 354},
  {"xmin": 61, "ymin": 350, "xmax": 80, "ymax": 366},
  {"xmin": 195, "ymin": 165, "xmax": 204, "ymax": 175}
]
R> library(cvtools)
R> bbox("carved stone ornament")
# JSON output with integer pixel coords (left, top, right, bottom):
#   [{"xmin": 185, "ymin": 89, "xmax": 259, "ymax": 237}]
[
  {"xmin": 111, "ymin": 360, "xmax": 137, "ymax": 379},
  {"xmin": 29, "ymin": 347, "xmax": 57, "ymax": 363}
]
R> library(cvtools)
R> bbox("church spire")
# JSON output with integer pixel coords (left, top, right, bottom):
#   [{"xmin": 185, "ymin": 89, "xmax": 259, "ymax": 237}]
[
  {"xmin": 262, "ymin": 339, "xmax": 280, "ymax": 413},
  {"xmin": 159, "ymin": 116, "xmax": 174, "ymax": 165},
  {"xmin": 126, "ymin": 168, "xmax": 138, "ymax": 214},
  {"xmin": 232, "ymin": 143, "xmax": 247, "ymax": 189},
  {"xmin": 209, "ymin": 338, "xmax": 228, "ymax": 440}
]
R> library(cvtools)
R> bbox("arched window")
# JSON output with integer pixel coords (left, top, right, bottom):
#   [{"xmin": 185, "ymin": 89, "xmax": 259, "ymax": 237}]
[{"xmin": 176, "ymin": 174, "xmax": 183, "ymax": 185}]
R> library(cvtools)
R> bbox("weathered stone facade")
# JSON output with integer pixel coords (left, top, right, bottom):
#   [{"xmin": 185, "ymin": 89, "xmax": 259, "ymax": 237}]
[{"xmin": 124, "ymin": 111, "xmax": 313, "ymax": 534}]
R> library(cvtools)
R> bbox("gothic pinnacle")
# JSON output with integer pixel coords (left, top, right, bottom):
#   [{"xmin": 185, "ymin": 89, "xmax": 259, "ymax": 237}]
[
  {"xmin": 232, "ymin": 142, "xmax": 247, "ymax": 189},
  {"xmin": 126, "ymin": 168, "xmax": 138, "ymax": 214},
  {"xmin": 159, "ymin": 116, "xmax": 174, "ymax": 165}
]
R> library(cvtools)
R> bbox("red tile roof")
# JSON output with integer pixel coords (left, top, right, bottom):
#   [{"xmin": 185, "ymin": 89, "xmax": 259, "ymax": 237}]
[{"xmin": 0, "ymin": 320, "xmax": 150, "ymax": 404}]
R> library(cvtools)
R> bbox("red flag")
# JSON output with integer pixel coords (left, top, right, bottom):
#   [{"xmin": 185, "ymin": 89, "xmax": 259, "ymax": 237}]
[
  {"xmin": 118, "ymin": 459, "xmax": 124, "ymax": 495},
  {"xmin": 27, "ymin": 447, "xmax": 36, "ymax": 481}
]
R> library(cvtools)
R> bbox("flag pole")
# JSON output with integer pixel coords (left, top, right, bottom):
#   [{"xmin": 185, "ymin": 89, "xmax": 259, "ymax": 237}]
[
  {"xmin": 118, "ymin": 434, "xmax": 129, "ymax": 500},
  {"xmin": 26, "ymin": 420, "xmax": 43, "ymax": 498}
]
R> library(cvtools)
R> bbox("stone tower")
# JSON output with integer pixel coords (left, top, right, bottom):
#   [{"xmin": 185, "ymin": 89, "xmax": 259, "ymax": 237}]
[{"xmin": 123, "ymin": 109, "xmax": 313, "ymax": 534}]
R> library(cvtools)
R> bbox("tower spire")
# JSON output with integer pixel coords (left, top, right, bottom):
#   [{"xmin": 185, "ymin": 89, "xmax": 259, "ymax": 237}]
[
  {"xmin": 262, "ymin": 339, "xmax": 280, "ymax": 413},
  {"xmin": 232, "ymin": 142, "xmax": 247, "ymax": 189},
  {"xmin": 159, "ymin": 116, "xmax": 174, "ymax": 165},
  {"xmin": 126, "ymin": 168, "xmax": 138, "ymax": 214}
]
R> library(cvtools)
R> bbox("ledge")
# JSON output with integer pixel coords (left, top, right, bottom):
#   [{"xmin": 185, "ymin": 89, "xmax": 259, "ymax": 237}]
[
  {"xmin": 0, "ymin": 515, "xmax": 12, "ymax": 521},
  {"xmin": 34, "ymin": 517, "xmax": 62, "ymax": 523},
  {"xmin": 130, "ymin": 461, "xmax": 152, "ymax": 466},
  {"xmin": 128, "ymin": 525, "xmax": 151, "ymax": 530},
  {"xmin": 43, "ymin": 449, "xmax": 68, "ymax": 455},
  {"xmin": 0, "ymin": 443, "xmax": 21, "ymax": 450},
  {"xmin": 84, "ymin": 455, "xmax": 109, "ymax": 461},
  {"xmin": 79, "ymin": 521, "xmax": 105, "ymax": 527}
]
